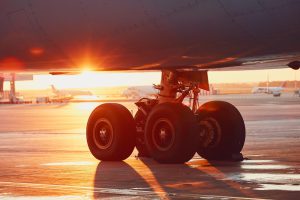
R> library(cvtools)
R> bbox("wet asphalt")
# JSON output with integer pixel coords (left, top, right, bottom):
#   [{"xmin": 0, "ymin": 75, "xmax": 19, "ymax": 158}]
[{"xmin": 0, "ymin": 94, "xmax": 299, "ymax": 199}]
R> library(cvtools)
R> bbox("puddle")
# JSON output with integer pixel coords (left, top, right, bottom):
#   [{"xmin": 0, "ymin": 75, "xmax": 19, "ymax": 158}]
[
  {"xmin": 241, "ymin": 164, "xmax": 290, "ymax": 170},
  {"xmin": 41, "ymin": 161, "xmax": 95, "ymax": 166},
  {"xmin": 227, "ymin": 173, "xmax": 300, "ymax": 184},
  {"xmin": 226, "ymin": 173, "xmax": 300, "ymax": 192},
  {"xmin": 256, "ymin": 184, "xmax": 300, "ymax": 191},
  {"xmin": 242, "ymin": 160, "xmax": 275, "ymax": 164}
]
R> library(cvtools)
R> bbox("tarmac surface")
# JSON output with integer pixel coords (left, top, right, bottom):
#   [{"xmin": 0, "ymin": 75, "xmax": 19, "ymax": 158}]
[{"xmin": 0, "ymin": 94, "xmax": 299, "ymax": 199}]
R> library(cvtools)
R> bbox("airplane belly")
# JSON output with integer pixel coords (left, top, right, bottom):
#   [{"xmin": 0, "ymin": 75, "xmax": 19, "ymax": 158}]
[{"xmin": 0, "ymin": 0, "xmax": 300, "ymax": 71}]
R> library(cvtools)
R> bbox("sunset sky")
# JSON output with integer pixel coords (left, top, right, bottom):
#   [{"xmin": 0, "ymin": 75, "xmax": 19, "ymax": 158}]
[{"xmin": 3, "ymin": 68, "xmax": 299, "ymax": 90}]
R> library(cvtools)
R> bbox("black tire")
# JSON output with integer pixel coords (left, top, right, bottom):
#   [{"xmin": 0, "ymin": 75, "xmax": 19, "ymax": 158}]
[
  {"xmin": 86, "ymin": 103, "xmax": 135, "ymax": 161},
  {"xmin": 196, "ymin": 101, "xmax": 245, "ymax": 160},
  {"xmin": 145, "ymin": 103, "xmax": 197, "ymax": 163},
  {"xmin": 134, "ymin": 110, "xmax": 150, "ymax": 157}
]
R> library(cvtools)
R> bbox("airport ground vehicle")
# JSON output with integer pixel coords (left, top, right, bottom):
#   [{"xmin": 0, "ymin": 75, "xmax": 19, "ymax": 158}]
[
  {"xmin": 36, "ymin": 97, "xmax": 51, "ymax": 104},
  {"xmin": 0, "ymin": 1, "xmax": 299, "ymax": 163}
]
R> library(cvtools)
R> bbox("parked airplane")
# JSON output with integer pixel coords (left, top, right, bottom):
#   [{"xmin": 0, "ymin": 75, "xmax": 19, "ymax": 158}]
[
  {"xmin": 50, "ymin": 85, "xmax": 97, "ymax": 102},
  {"xmin": 122, "ymin": 86, "xmax": 158, "ymax": 100},
  {"xmin": 252, "ymin": 82, "xmax": 287, "ymax": 97},
  {"xmin": 0, "ymin": 1, "xmax": 299, "ymax": 164},
  {"xmin": 51, "ymin": 85, "xmax": 92, "ymax": 97}
]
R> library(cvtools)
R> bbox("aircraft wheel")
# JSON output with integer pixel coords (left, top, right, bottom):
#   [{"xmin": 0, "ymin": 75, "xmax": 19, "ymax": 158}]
[
  {"xmin": 145, "ymin": 103, "xmax": 197, "ymax": 163},
  {"xmin": 86, "ymin": 103, "xmax": 135, "ymax": 161},
  {"xmin": 196, "ymin": 101, "xmax": 245, "ymax": 160},
  {"xmin": 134, "ymin": 110, "xmax": 150, "ymax": 157}
]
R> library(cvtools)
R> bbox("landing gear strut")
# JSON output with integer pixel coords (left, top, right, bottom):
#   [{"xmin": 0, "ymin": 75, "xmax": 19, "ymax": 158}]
[{"xmin": 86, "ymin": 70, "xmax": 246, "ymax": 163}]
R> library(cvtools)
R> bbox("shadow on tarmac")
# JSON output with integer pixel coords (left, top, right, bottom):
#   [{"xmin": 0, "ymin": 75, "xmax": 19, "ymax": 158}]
[{"xmin": 93, "ymin": 158, "xmax": 262, "ymax": 199}]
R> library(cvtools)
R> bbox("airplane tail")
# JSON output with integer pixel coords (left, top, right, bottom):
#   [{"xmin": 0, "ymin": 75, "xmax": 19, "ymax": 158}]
[
  {"xmin": 281, "ymin": 81, "xmax": 287, "ymax": 88},
  {"xmin": 51, "ymin": 85, "xmax": 58, "ymax": 93}
]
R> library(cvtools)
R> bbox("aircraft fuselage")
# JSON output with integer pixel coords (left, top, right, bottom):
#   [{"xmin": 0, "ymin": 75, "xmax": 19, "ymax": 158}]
[{"xmin": 0, "ymin": 0, "xmax": 300, "ymax": 71}]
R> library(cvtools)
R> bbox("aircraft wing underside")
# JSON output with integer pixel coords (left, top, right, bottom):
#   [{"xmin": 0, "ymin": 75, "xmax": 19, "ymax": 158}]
[
  {"xmin": 0, "ymin": 0, "xmax": 300, "ymax": 72},
  {"xmin": 47, "ymin": 53, "xmax": 300, "ymax": 74}
]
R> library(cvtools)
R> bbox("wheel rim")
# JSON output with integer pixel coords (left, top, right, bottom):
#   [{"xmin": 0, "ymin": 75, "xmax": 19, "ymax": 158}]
[
  {"xmin": 152, "ymin": 118, "xmax": 175, "ymax": 151},
  {"xmin": 93, "ymin": 118, "xmax": 114, "ymax": 150},
  {"xmin": 199, "ymin": 117, "xmax": 221, "ymax": 148}
]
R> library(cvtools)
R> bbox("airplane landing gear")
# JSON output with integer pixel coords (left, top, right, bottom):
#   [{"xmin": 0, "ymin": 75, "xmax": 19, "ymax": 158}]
[
  {"xmin": 86, "ymin": 70, "xmax": 246, "ymax": 163},
  {"xmin": 134, "ymin": 98, "xmax": 158, "ymax": 157}
]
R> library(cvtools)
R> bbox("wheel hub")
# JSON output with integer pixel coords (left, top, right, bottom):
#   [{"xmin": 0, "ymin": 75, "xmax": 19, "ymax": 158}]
[
  {"xmin": 93, "ymin": 119, "xmax": 114, "ymax": 150},
  {"xmin": 152, "ymin": 118, "xmax": 175, "ymax": 151},
  {"xmin": 199, "ymin": 117, "xmax": 221, "ymax": 148},
  {"xmin": 159, "ymin": 128, "xmax": 167, "ymax": 140},
  {"xmin": 100, "ymin": 128, "xmax": 108, "ymax": 140}
]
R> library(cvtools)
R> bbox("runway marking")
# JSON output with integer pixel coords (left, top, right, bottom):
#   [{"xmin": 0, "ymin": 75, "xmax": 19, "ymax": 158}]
[{"xmin": 0, "ymin": 181, "xmax": 269, "ymax": 200}]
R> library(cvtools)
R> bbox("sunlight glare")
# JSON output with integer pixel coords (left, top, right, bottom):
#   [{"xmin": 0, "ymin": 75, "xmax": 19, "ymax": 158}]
[{"xmin": 73, "ymin": 102, "xmax": 98, "ymax": 112}]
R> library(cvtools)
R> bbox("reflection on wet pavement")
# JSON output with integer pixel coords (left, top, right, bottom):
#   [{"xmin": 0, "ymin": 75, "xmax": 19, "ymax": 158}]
[
  {"xmin": 242, "ymin": 160, "xmax": 274, "ymax": 163},
  {"xmin": 227, "ymin": 159, "xmax": 299, "ymax": 192},
  {"xmin": 256, "ymin": 184, "xmax": 300, "ymax": 192},
  {"xmin": 41, "ymin": 161, "xmax": 96, "ymax": 166},
  {"xmin": 241, "ymin": 164, "xmax": 290, "ymax": 170},
  {"xmin": 227, "ymin": 173, "xmax": 300, "ymax": 185},
  {"xmin": 0, "ymin": 157, "xmax": 299, "ymax": 199},
  {"xmin": 0, "ymin": 98, "xmax": 299, "ymax": 199}
]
